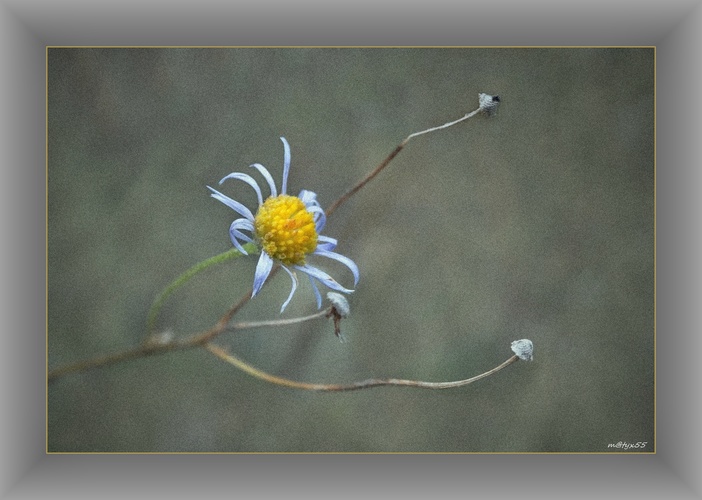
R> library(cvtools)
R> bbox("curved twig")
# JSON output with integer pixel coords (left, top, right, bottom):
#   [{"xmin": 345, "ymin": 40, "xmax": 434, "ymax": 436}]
[{"xmin": 205, "ymin": 342, "xmax": 520, "ymax": 392}]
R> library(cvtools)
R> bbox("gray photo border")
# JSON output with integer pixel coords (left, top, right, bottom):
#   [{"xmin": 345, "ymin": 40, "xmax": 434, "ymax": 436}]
[{"xmin": 4, "ymin": 0, "xmax": 701, "ymax": 498}]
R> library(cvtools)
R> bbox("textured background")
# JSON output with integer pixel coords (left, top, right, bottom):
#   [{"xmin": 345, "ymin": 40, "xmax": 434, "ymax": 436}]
[{"xmin": 47, "ymin": 48, "xmax": 654, "ymax": 452}]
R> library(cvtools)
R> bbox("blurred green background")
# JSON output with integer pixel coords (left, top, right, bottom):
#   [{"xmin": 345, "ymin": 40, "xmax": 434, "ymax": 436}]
[{"xmin": 47, "ymin": 48, "xmax": 654, "ymax": 452}]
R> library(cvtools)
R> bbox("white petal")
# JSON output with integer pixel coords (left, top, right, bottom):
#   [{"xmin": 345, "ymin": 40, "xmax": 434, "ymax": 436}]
[
  {"xmin": 229, "ymin": 219, "xmax": 254, "ymax": 255},
  {"xmin": 252, "ymin": 252, "xmax": 274, "ymax": 297},
  {"xmin": 208, "ymin": 186, "xmax": 254, "ymax": 222},
  {"xmin": 280, "ymin": 137, "xmax": 291, "ymax": 195},
  {"xmin": 249, "ymin": 163, "xmax": 278, "ymax": 198},
  {"xmin": 279, "ymin": 266, "xmax": 298, "ymax": 313},
  {"xmin": 219, "ymin": 172, "xmax": 263, "ymax": 206},
  {"xmin": 298, "ymin": 189, "xmax": 319, "ymax": 206},
  {"xmin": 316, "ymin": 235, "xmax": 337, "ymax": 251},
  {"xmin": 308, "ymin": 275, "xmax": 323, "ymax": 309},
  {"xmin": 231, "ymin": 218, "xmax": 254, "ymax": 233},
  {"xmin": 306, "ymin": 205, "xmax": 327, "ymax": 232},
  {"xmin": 294, "ymin": 264, "xmax": 354, "ymax": 294},
  {"xmin": 313, "ymin": 249, "xmax": 359, "ymax": 285}
]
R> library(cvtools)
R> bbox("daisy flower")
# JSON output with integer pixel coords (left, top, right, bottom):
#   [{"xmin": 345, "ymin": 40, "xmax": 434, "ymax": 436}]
[{"xmin": 208, "ymin": 137, "xmax": 359, "ymax": 312}]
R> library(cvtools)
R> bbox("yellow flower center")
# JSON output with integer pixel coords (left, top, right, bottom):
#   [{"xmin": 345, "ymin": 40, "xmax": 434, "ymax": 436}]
[{"xmin": 254, "ymin": 194, "xmax": 319, "ymax": 266}]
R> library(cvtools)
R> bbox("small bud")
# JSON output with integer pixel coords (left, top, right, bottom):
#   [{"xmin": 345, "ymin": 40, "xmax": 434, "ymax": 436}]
[
  {"xmin": 478, "ymin": 93, "xmax": 500, "ymax": 117},
  {"xmin": 326, "ymin": 292, "xmax": 350, "ymax": 318},
  {"xmin": 511, "ymin": 339, "xmax": 534, "ymax": 361}
]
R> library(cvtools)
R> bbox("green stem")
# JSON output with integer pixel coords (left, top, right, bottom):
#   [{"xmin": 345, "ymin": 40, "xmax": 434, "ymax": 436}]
[{"xmin": 146, "ymin": 243, "xmax": 258, "ymax": 333}]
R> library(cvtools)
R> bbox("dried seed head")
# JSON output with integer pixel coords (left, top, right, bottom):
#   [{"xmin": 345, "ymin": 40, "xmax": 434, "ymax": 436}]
[
  {"xmin": 511, "ymin": 339, "xmax": 534, "ymax": 361},
  {"xmin": 325, "ymin": 292, "xmax": 350, "ymax": 342},
  {"xmin": 479, "ymin": 93, "xmax": 500, "ymax": 117},
  {"xmin": 326, "ymin": 292, "xmax": 350, "ymax": 318}
]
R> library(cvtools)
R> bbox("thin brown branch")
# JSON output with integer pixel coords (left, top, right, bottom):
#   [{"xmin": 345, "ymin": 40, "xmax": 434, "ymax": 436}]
[
  {"xmin": 48, "ymin": 341, "xmax": 191, "ymax": 381},
  {"xmin": 325, "ymin": 143, "xmax": 405, "ymax": 218},
  {"xmin": 325, "ymin": 106, "xmax": 481, "ymax": 218},
  {"xmin": 48, "ymin": 296, "xmax": 333, "ymax": 382}
]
